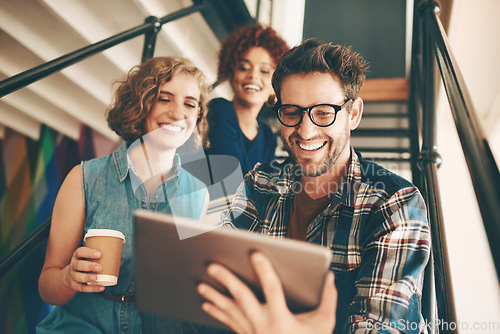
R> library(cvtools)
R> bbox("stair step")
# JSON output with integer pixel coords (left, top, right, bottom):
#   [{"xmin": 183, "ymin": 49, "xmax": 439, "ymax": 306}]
[
  {"xmin": 362, "ymin": 112, "xmax": 409, "ymax": 118},
  {"xmin": 356, "ymin": 147, "xmax": 409, "ymax": 153},
  {"xmin": 363, "ymin": 156, "xmax": 411, "ymax": 162},
  {"xmin": 352, "ymin": 128, "xmax": 409, "ymax": 137}
]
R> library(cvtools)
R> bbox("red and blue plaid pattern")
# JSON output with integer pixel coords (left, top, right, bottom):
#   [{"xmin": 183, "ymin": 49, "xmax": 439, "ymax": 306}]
[{"xmin": 222, "ymin": 148, "xmax": 431, "ymax": 333}]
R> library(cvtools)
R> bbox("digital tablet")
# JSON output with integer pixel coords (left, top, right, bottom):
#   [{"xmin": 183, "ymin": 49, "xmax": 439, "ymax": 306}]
[{"xmin": 134, "ymin": 209, "xmax": 333, "ymax": 330}]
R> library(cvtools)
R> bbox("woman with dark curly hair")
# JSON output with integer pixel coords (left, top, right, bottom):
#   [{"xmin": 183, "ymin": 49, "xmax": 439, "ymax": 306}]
[
  {"xmin": 207, "ymin": 23, "xmax": 289, "ymax": 175},
  {"xmin": 37, "ymin": 57, "xmax": 213, "ymax": 333}
]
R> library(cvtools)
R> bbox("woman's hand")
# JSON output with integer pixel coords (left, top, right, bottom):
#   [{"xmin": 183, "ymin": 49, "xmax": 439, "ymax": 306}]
[
  {"xmin": 197, "ymin": 251, "xmax": 337, "ymax": 334},
  {"xmin": 62, "ymin": 246, "xmax": 104, "ymax": 293}
]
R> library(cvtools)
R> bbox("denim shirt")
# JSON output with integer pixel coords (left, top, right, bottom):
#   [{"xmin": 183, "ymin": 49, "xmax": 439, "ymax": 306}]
[{"xmin": 37, "ymin": 143, "xmax": 209, "ymax": 334}]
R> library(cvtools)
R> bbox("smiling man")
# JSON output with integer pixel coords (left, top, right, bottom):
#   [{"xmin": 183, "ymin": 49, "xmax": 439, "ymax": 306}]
[{"xmin": 197, "ymin": 39, "xmax": 431, "ymax": 334}]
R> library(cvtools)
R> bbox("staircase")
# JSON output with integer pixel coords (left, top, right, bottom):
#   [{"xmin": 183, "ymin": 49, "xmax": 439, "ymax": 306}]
[
  {"xmin": 354, "ymin": 100, "xmax": 412, "ymax": 180},
  {"xmin": 0, "ymin": 0, "xmax": 254, "ymax": 142},
  {"xmin": 2, "ymin": 1, "xmax": 500, "ymax": 333}
]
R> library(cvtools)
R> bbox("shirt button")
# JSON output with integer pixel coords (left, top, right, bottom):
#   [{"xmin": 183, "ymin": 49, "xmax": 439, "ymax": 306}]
[
  {"xmin": 123, "ymin": 325, "xmax": 129, "ymax": 331},
  {"xmin": 128, "ymin": 289, "xmax": 133, "ymax": 294}
]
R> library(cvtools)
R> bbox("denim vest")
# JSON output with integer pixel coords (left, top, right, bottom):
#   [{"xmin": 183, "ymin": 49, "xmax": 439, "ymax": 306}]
[{"xmin": 37, "ymin": 144, "xmax": 211, "ymax": 334}]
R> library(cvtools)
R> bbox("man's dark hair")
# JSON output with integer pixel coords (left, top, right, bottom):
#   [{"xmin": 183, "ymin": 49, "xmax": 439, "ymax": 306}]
[{"xmin": 272, "ymin": 38, "xmax": 369, "ymax": 103}]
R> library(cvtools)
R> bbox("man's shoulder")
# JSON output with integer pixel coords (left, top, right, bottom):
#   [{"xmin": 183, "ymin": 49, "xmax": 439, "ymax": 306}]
[
  {"xmin": 238, "ymin": 160, "xmax": 292, "ymax": 204},
  {"xmin": 252, "ymin": 159, "xmax": 288, "ymax": 176},
  {"xmin": 357, "ymin": 155, "xmax": 416, "ymax": 196},
  {"xmin": 246, "ymin": 159, "xmax": 291, "ymax": 188}
]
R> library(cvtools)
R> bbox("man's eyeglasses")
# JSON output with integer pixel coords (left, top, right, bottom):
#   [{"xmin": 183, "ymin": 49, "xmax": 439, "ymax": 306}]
[{"xmin": 275, "ymin": 99, "xmax": 353, "ymax": 127}]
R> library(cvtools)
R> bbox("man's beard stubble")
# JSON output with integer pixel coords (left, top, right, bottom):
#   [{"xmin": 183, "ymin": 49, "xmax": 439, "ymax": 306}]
[{"xmin": 281, "ymin": 131, "xmax": 350, "ymax": 178}]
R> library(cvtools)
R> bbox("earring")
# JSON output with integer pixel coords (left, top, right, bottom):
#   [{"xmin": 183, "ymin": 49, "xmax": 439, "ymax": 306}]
[{"xmin": 265, "ymin": 94, "xmax": 277, "ymax": 108}]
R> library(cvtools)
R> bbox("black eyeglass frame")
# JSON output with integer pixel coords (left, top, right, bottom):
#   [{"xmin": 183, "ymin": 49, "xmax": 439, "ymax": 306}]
[{"xmin": 274, "ymin": 99, "xmax": 353, "ymax": 127}]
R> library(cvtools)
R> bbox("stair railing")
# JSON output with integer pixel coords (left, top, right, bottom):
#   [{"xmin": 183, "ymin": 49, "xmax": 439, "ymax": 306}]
[
  {"xmin": 0, "ymin": 218, "xmax": 51, "ymax": 278},
  {"xmin": 0, "ymin": 1, "xmax": 209, "ymax": 280},
  {"xmin": 0, "ymin": 2, "xmax": 207, "ymax": 98},
  {"xmin": 3, "ymin": 1, "xmax": 499, "ymax": 332},
  {"xmin": 410, "ymin": 1, "xmax": 500, "ymax": 333},
  {"xmin": 422, "ymin": 1, "xmax": 500, "ymax": 278},
  {"xmin": 0, "ymin": 0, "xmax": 254, "ymax": 279}
]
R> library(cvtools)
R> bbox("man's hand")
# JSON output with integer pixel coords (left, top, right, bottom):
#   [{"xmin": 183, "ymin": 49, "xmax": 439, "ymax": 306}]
[{"xmin": 197, "ymin": 251, "xmax": 337, "ymax": 334}]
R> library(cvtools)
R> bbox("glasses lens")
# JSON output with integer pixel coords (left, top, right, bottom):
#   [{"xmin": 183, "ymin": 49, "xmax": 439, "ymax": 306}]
[
  {"xmin": 311, "ymin": 105, "xmax": 337, "ymax": 126},
  {"xmin": 278, "ymin": 106, "xmax": 301, "ymax": 126}
]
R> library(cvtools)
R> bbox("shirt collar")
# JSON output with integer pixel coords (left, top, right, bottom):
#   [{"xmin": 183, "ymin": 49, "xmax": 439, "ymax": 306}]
[
  {"xmin": 112, "ymin": 143, "xmax": 130, "ymax": 182},
  {"xmin": 342, "ymin": 147, "xmax": 362, "ymax": 208},
  {"xmin": 112, "ymin": 142, "xmax": 182, "ymax": 190},
  {"xmin": 127, "ymin": 154, "xmax": 182, "ymax": 194}
]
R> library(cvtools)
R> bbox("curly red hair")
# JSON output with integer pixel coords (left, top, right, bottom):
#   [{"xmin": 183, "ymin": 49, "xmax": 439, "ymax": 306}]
[{"xmin": 217, "ymin": 23, "xmax": 289, "ymax": 82}]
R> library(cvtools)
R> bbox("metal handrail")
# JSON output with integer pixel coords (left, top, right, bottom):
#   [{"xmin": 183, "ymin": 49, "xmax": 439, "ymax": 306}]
[
  {"xmin": 0, "ymin": 2, "xmax": 207, "ymax": 280},
  {"xmin": 0, "ymin": 2, "xmax": 207, "ymax": 98},
  {"xmin": 0, "ymin": 2, "xmax": 209, "ymax": 280},
  {"xmin": 418, "ymin": 2, "xmax": 458, "ymax": 332},
  {"xmin": 422, "ymin": 1, "xmax": 500, "ymax": 280},
  {"xmin": 421, "ymin": 160, "xmax": 457, "ymax": 333},
  {"xmin": 411, "ymin": 0, "xmax": 500, "ymax": 332},
  {"xmin": 408, "ymin": 10, "xmax": 437, "ymax": 330},
  {"xmin": 0, "ymin": 0, "xmax": 255, "ymax": 282},
  {"xmin": 0, "ymin": 218, "xmax": 51, "ymax": 278}
]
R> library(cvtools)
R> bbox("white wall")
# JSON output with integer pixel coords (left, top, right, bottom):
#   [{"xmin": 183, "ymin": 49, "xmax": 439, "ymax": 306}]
[
  {"xmin": 245, "ymin": 0, "xmax": 305, "ymax": 48},
  {"xmin": 436, "ymin": 0, "xmax": 500, "ymax": 332}
]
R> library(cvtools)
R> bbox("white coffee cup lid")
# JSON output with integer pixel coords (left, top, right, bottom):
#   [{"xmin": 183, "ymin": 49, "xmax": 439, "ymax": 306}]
[
  {"xmin": 84, "ymin": 229, "xmax": 126, "ymax": 243},
  {"xmin": 87, "ymin": 274, "xmax": 118, "ymax": 286}
]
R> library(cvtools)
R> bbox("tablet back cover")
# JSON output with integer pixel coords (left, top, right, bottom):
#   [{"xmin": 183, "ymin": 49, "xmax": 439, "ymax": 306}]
[{"xmin": 134, "ymin": 209, "xmax": 332, "ymax": 330}]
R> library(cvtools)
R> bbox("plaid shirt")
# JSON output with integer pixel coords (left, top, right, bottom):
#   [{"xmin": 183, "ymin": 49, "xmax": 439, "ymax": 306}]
[{"xmin": 221, "ymin": 148, "xmax": 431, "ymax": 333}]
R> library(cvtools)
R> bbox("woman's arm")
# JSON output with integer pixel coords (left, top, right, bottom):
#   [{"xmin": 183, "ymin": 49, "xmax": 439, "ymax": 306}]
[{"xmin": 38, "ymin": 164, "xmax": 104, "ymax": 305}]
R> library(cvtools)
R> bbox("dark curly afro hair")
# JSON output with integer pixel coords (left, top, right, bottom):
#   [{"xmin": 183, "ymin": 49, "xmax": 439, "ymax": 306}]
[{"xmin": 217, "ymin": 23, "xmax": 289, "ymax": 83}]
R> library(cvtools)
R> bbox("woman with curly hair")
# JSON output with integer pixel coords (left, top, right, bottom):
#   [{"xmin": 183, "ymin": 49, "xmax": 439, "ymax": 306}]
[
  {"xmin": 37, "ymin": 57, "xmax": 213, "ymax": 333},
  {"xmin": 207, "ymin": 23, "xmax": 289, "ymax": 175}
]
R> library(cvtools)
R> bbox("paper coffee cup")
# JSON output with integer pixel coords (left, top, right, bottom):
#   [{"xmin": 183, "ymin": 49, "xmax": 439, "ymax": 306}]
[{"xmin": 84, "ymin": 229, "xmax": 126, "ymax": 286}]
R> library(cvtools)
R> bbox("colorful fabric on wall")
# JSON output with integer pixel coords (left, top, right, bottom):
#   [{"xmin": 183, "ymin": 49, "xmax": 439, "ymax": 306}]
[
  {"xmin": 78, "ymin": 125, "xmax": 95, "ymax": 162},
  {"xmin": 54, "ymin": 134, "xmax": 81, "ymax": 182},
  {"xmin": 92, "ymin": 129, "xmax": 122, "ymax": 158},
  {"xmin": 0, "ymin": 124, "xmax": 97, "ymax": 334},
  {"xmin": 32, "ymin": 126, "xmax": 60, "ymax": 227},
  {"xmin": 0, "ymin": 128, "xmax": 35, "ymax": 254},
  {"xmin": 0, "ymin": 128, "xmax": 37, "ymax": 334}
]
